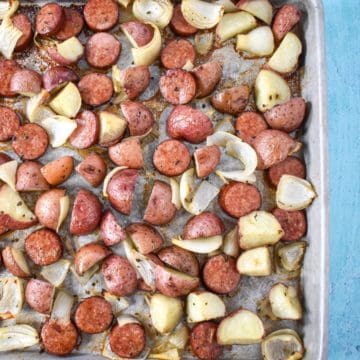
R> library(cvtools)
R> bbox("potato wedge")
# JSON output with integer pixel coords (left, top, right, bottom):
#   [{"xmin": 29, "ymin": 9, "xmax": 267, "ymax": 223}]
[
  {"xmin": 236, "ymin": 26, "xmax": 274, "ymax": 57},
  {"xmin": 236, "ymin": 247, "xmax": 272, "ymax": 276},
  {"xmin": 0, "ymin": 278, "xmax": 24, "ymax": 320},
  {"xmin": 56, "ymin": 36, "xmax": 84, "ymax": 63},
  {"xmin": 2, "ymin": 247, "xmax": 31, "ymax": 278},
  {"xmin": 222, "ymin": 227, "xmax": 240, "ymax": 258},
  {"xmin": 98, "ymin": 111, "xmax": 127, "ymax": 146},
  {"xmin": 49, "ymin": 82, "xmax": 81, "ymax": 118},
  {"xmin": 40, "ymin": 156, "xmax": 74, "ymax": 186}
]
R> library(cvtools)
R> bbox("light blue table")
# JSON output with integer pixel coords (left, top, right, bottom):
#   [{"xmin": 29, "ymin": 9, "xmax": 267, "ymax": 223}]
[{"xmin": 325, "ymin": 0, "xmax": 360, "ymax": 359}]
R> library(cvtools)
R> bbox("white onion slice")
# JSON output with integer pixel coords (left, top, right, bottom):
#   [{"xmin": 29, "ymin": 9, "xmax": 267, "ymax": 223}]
[
  {"xmin": 117, "ymin": 314, "xmax": 141, "ymax": 327},
  {"xmin": 0, "ymin": 277, "xmax": 24, "ymax": 320},
  {"xmin": 0, "ymin": 324, "xmax": 39, "ymax": 352},
  {"xmin": 222, "ymin": 227, "xmax": 240, "ymax": 257},
  {"xmin": 237, "ymin": 0, "xmax": 273, "ymax": 25},
  {"xmin": 40, "ymin": 259, "xmax": 70, "ymax": 287},
  {"xmin": 103, "ymin": 291, "xmax": 130, "ymax": 315},
  {"xmin": 212, "ymin": 0, "xmax": 238, "ymax": 13},
  {"xmin": 276, "ymin": 175, "xmax": 317, "ymax": 211},
  {"xmin": 172, "ymin": 235, "xmax": 222, "ymax": 254},
  {"xmin": 149, "ymin": 349, "xmax": 181, "ymax": 360},
  {"xmin": 57, "ymin": 195, "xmax": 70, "ymax": 233},
  {"xmin": 117, "ymin": 0, "xmax": 132, "ymax": 7},
  {"xmin": 26, "ymin": 90, "xmax": 52, "ymax": 123},
  {"xmin": 0, "ymin": 0, "xmax": 19, "ymax": 19},
  {"xmin": 133, "ymin": 0, "xmax": 173, "ymax": 29},
  {"xmin": 51, "ymin": 290, "xmax": 74, "ymax": 323},
  {"xmin": 0, "ymin": 16, "xmax": 22, "ymax": 59},
  {"xmin": 103, "ymin": 166, "xmax": 128, "ymax": 197},
  {"xmin": 169, "ymin": 178, "xmax": 181, "ymax": 210},
  {"xmin": 0, "ymin": 160, "xmax": 17, "ymax": 191},
  {"xmin": 181, "ymin": 0, "xmax": 224, "ymax": 29},
  {"xmin": 194, "ymin": 32, "xmax": 214, "ymax": 55},
  {"xmin": 70, "ymin": 264, "xmax": 99, "ymax": 286}
]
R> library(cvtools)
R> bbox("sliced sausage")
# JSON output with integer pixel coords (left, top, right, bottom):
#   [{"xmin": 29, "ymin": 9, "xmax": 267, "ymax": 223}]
[
  {"xmin": 0, "ymin": 60, "xmax": 21, "ymax": 97},
  {"xmin": 16, "ymin": 161, "xmax": 50, "ymax": 192},
  {"xmin": 78, "ymin": 73, "xmax": 113, "ymax": 106},
  {"xmin": 109, "ymin": 322, "xmax": 146, "ymax": 358},
  {"xmin": 170, "ymin": 4, "xmax": 198, "ymax": 37},
  {"xmin": 264, "ymin": 97, "xmax": 306, "ymax": 132},
  {"xmin": 158, "ymin": 246, "xmax": 199, "ymax": 277},
  {"xmin": 153, "ymin": 139, "xmax": 191, "ymax": 176},
  {"xmin": 10, "ymin": 69, "xmax": 42, "ymax": 96},
  {"xmin": 70, "ymin": 188, "xmax": 102, "ymax": 235},
  {"xmin": 74, "ymin": 296, "xmax": 113, "ymax": 334},
  {"xmin": 119, "ymin": 66, "xmax": 150, "ymax": 100},
  {"xmin": 194, "ymin": 145, "xmax": 221, "ymax": 178},
  {"xmin": 55, "ymin": 8, "xmax": 84, "ymax": 41},
  {"xmin": 101, "ymin": 255, "xmax": 137, "ymax": 296},
  {"xmin": 235, "ymin": 111, "xmax": 268, "ymax": 144},
  {"xmin": 12, "ymin": 124, "xmax": 49, "ymax": 160},
  {"xmin": 25, "ymin": 228, "xmax": 62, "ymax": 266},
  {"xmin": 0, "ymin": 106, "xmax": 20, "ymax": 141},
  {"xmin": 76, "ymin": 152, "xmax": 107, "ymax": 187},
  {"xmin": 75, "ymin": 243, "xmax": 111, "ymax": 275},
  {"xmin": 25, "ymin": 279, "xmax": 54, "ymax": 314},
  {"xmin": 35, "ymin": 3, "xmax": 64, "ymax": 36},
  {"xmin": 219, "ymin": 181, "xmax": 261, "ymax": 218},
  {"xmin": 12, "ymin": 13, "xmax": 33, "ymax": 51},
  {"xmin": 86, "ymin": 32, "xmax": 121, "ymax": 69},
  {"xmin": 69, "ymin": 110, "xmax": 99, "ymax": 149},
  {"xmin": 183, "ymin": 212, "xmax": 224, "ymax": 239},
  {"xmin": 120, "ymin": 101, "xmax": 154, "ymax": 136},
  {"xmin": 272, "ymin": 208, "xmax": 307, "ymax": 242},
  {"xmin": 109, "ymin": 138, "xmax": 143, "ymax": 169},
  {"xmin": 100, "ymin": 210, "xmax": 126, "ymax": 246},
  {"xmin": 190, "ymin": 322, "xmax": 223, "ymax": 360},
  {"xmin": 143, "ymin": 180, "xmax": 177, "ymax": 225},
  {"xmin": 202, "ymin": 254, "xmax": 240, "ymax": 294},
  {"xmin": 84, "ymin": 0, "xmax": 119, "ymax": 32},
  {"xmin": 107, "ymin": 169, "xmax": 139, "ymax": 215},
  {"xmin": 167, "ymin": 105, "xmax": 214, "ymax": 143},
  {"xmin": 161, "ymin": 39, "xmax": 196, "ymax": 69},
  {"xmin": 121, "ymin": 21, "xmax": 154, "ymax": 47},
  {"xmin": 268, "ymin": 156, "xmax": 306, "ymax": 187},
  {"xmin": 211, "ymin": 85, "xmax": 250, "ymax": 115},
  {"xmin": 252, "ymin": 129, "xmax": 301, "ymax": 169},
  {"xmin": 41, "ymin": 319, "xmax": 78, "ymax": 356},
  {"xmin": 126, "ymin": 223, "xmax": 164, "ymax": 255},
  {"xmin": 273, "ymin": 4, "xmax": 302, "ymax": 42},
  {"xmin": 159, "ymin": 69, "xmax": 196, "ymax": 105},
  {"xmin": 192, "ymin": 62, "xmax": 222, "ymax": 98},
  {"xmin": 43, "ymin": 66, "xmax": 79, "ymax": 92},
  {"xmin": 41, "ymin": 156, "xmax": 74, "ymax": 186}
]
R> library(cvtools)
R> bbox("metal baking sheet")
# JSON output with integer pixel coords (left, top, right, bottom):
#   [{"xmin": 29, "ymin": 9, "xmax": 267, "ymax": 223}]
[{"xmin": 0, "ymin": 0, "xmax": 328, "ymax": 359}]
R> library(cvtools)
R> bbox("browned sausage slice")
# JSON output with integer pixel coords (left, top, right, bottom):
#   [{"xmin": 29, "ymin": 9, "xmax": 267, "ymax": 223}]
[
  {"xmin": 183, "ymin": 212, "xmax": 224, "ymax": 239},
  {"xmin": 16, "ymin": 161, "xmax": 50, "ymax": 192},
  {"xmin": 120, "ymin": 101, "xmax": 154, "ymax": 136},
  {"xmin": 161, "ymin": 39, "xmax": 196, "ymax": 69},
  {"xmin": 25, "ymin": 279, "xmax": 55, "ymax": 314},
  {"xmin": 109, "ymin": 322, "xmax": 146, "ymax": 358},
  {"xmin": 12, "ymin": 13, "xmax": 33, "ymax": 51},
  {"xmin": 268, "ymin": 156, "xmax": 306, "ymax": 187},
  {"xmin": 159, "ymin": 69, "xmax": 196, "ymax": 105},
  {"xmin": 101, "ymin": 254, "xmax": 138, "ymax": 296},
  {"xmin": 10, "ymin": 69, "xmax": 43, "ymax": 96},
  {"xmin": 25, "ymin": 228, "xmax": 62, "ymax": 266},
  {"xmin": 203, "ymin": 254, "xmax": 240, "ymax": 294},
  {"xmin": 235, "ymin": 111, "xmax": 268, "ymax": 144},
  {"xmin": 84, "ymin": 0, "xmax": 119, "ymax": 32},
  {"xmin": 78, "ymin": 73, "xmax": 113, "ymax": 106},
  {"xmin": 109, "ymin": 138, "xmax": 144, "ymax": 169},
  {"xmin": 192, "ymin": 62, "xmax": 222, "ymax": 98},
  {"xmin": 190, "ymin": 322, "xmax": 223, "ymax": 360},
  {"xmin": 70, "ymin": 188, "xmax": 102, "ymax": 235},
  {"xmin": 272, "ymin": 208, "xmax": 307, "ymax": 241},
  {"xmin": 170, "ymin": 4, "xmax": 198, "ymax": 37},
  {"xmin": 100, "ymin": 210, "xmax": 126, "ymax": 246},
  {"xmin": 69, "ymin": 111, "xmax": 99, "ymax": 149},
  {"xmin": 119, "ymin": 66, "xmax": 151, "ymax": 100},
  {"xmin": 0, "ymin": 106, "xmax": 20, "ymax": 141},
  {"xmin": 121, "ymin": 21, "xmax": 154, "ymax": 47},
  {"xmin": 219, "ymin": 181, "xmax": 261, "ymax": 218},
  {"xmin": 153, "ymin": 139, "xmax": 191, "ymax": 176},
  {"xmin": 86, "ymin": 32, "xmax": 121, "ymax": 69},
  {"xmin": 76, "ymin": 152, "xmax": 107, "ymax": 187},
  {"xmin": 74, "ymin": 296, "xmax": 113, "ymax": 334},
  {"xmin": 12, "ymin": 124, "xmax": 49, "ymax": 160},
  {"xmin": 194, "ymin": 145, "xmax": 221, "ymax": 178},
  {"xmin": 272, "ymin": 4, "xmax": 302, "ymax": 42},
  {"xmin": 211, "ymin": 86, "xmax": 250, "ymax": 115},
  {"xmin": 43, "ymin": 66, "xmax": 79, "ymax": 92},
  {"xmin": 0, "ymin": 60, "xmax": 21, "ymax": 97},
  {"xmin": 55, "ymin": 8, "xmax": 84, "ymax": 41},
  {"xmin": 36, "ymin": 3, "xmax": 64, "ymax": 36},
  {"xmin": 167, "ymin": 105, "xmax": 214, "ymax": 143}
]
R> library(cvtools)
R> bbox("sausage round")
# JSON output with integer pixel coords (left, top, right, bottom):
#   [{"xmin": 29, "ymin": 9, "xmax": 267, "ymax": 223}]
[
  {"xmin": 25, "ymin": 228, "xmax": 62, "ymax": 266},
  {"xmin": 109, "ymin": 138, "xmax": 143, "ymax": 169},
  {"xmin": 119, "ymin": 66, "xmax": 150, "ymax": 100},
  {"xmin": 190, "ymin": 322, "xmax": 223, "ymax": 360},
  {"xmin": 166, "ymin": 105, "xmax": 214, "ymax": 144},
  {"xmin": 235, "ymin": 111, "xmax": 268, "ymax": 144},
  {"xmin": 194, "ymin": 145, "xmax": 221, "ymax": 178},
  {"xmin": 109, "ymin": 322, "xmax": 146, "ymax": 358},
  {"xmin": 219, "ymin": 181, "xmax": 261, "ymax": 218},
  {"xmin": 121, "ymin": 21, "xmax": 154, "ymax": 47},
  {"xmin": 74, "ymin": 296, "xmax": 113, "ymax": 334},
  {"xmin": 170, "ymin": 4, "xmax": 198, "ymax": 37},
  {"xmin": 153, "ymin": 139, "xmax": 191, "ymax": 176},
  {"xmin": 120, "ymin": 101, "xmax": 154, "ymax": 136},
  {"xmin": 161, "ymin": 39, "xmax": 196, "ymax": 69},
  {"xmin": 78, "ymin": 73, "xmax": 113, "ymax": 106},
  {"xmin": 69, "ymin": 111, "xmax": 99, "ymax": 149},
  {"xmin": 0, "ymin": 106, "xmax": 20, "ymax": 141},
  {"xmin": 86, "ymin": 32, "xmax": 121, "ymax": 69},
  {"xmin": 10, "ymin": 69, "xmax": 42, "ymax": 96},
  {"xmin": 211, "ymin": 86, "xmax": 250, "ymax": 115},
  {"xmin": 272, "ymin": 4, "xmax": 302, "ymax": 42},
  {"xmin": 16, "ymin": 161, "xmax": 50, "ymax": 192},
  {"xmin": 158, "ymin": 246, "xmax": 199, "ymax": 277},
  {"xmin": 12, "ymin": 13, "xmax": 33, "ymax": 51},
  {"xmin": 101, "ymin": 255, "xmax": 137, "ymax": 296},
  {"xmin": 268, "ymin": 156, "xmax": 306, "ymax": 187},
  {"xmin": 25, "ymin": 279, "xmax": 54, "ymax": 314},
  {"xmin": 41, "ymin": 319, "xmax": 78, "ymax": 356},
  {"xmin": 202, "ymin": 254, "xmax": 240, "ymax": 294},
  {"xmin": 0, "ymin": 60, "xmax": 21, "ymax": 97},
  {"xmin": 100, "ymin": 210, "xmax": 126, "ymax": 246},
  {"xmin": 192, "ymin": 62, "xmax": 222, "ymax": 98},
  {"xmin": 76, "ymin": 152, "xmax": 106, "ymax": 187},
  {"xmin": 159, "ymin": 69, "xmax": 196, "ymax": 105},
  {"xmin": 43, "ymin": 66, "xmax": 79, "ymax": 92},
  {"xmin": 12, "ymin": 124, "xmax": 49, "ymax": 160},
  {"xmin": 84, "ymin": 0, "xmax": 119, "ymax": 32},
  {"xmin": 183, "ymin": 212, "xmax": 224, "ymax": 239},
  {"xmin": 55, "ymin": 8, "xmax": 84, "ymax": 41},
  {"xmin": 272, "ymin": 208, "xmax": 307, "ymax": 241},
  {"xmin": 35, "ymin": 3, "xmax": 64, "ymax": 36}
]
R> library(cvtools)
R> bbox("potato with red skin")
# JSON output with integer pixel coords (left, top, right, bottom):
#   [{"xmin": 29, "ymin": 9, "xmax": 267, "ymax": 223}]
[
  {"xmin": 76, "ymin": 153, "xmax": 107, "ymax": 187},
  {"xmin": 70, "ymin": 189, "xmax": 102, "ymax": 235},
  {"xmin": 272, "ymin": 208, "xmax": 307, "ymax": 241},
  {"xmin": 69, "ymin": 111, "xmax": 99, "ymax": 149},
  {"xmin": 16, "ymin": 161, "xmax": 50, "ymax": 192},
  {"xmin": 47, "ymin": 46, "xmax": 80, "ymax": 66},
  {"xmin": 119, "ymin": 66, "xmax": 150, "ymax": 100},
  {"xmin": 0, "ymin": 60, "xmax": 21, "ymax": 97},
  {"xmin": 170, "ymin": 4, "xmax": 198, "ymax": 37},
  {"xmin": 126, "ymin": 223, "xmax": 164, "ymax": 255},
  {"xmin": 35, "ymin": 3, "xmax": 64, "ymax": 36},
  {"xmin": 43, "ymin": 66, "xmax": 79, "ymax": 92},
  {"xmin": 109, "ymin": 138, "xmax": 144, "ymax": 169},
  {"xmin": 41, "ymin": 156, "xmax": 74, "ymax": 186},
  {"xmin": 192, "ymin": 62, "xmax": 222, "ymax": 98},
  {"xmin": 25, "ymin": 279, "xmax": 55, "ymax": 314},
  {"xmin": 194, "ymin": 145, "xmax": 221, "ymax": 178},
  {"xmin": 1, "ymin": 247, "xmax": 30, "ymax": 278},
  {"xmin": 211, "ymin": 86, "xmax": 250, "ymax": 115},
  {"xmin": 100, "ymin": 210, "xmax": 126, "ymax": 246},
  {"xmin": 75, "ymin": 243, "xmax": 111, "ymax": 275},
  {"xmin": 183, "ymin": 212, "xmax": 225, "ymax": 240},
  {"xmin": 13, "ymin": 13, "xmax": 33, "ymax": 51},
  {"xmin": 120, "ymin": 101, "xmax": 154, "ymax": 136},
  {"xmin": 235, "ymin": 112, "xmax": 268, "ymax": 144},
  {"xmin": 272, "ymin": 4, "xmax": 302, "ymax": 42},
  {"xmin": 268, "ymin": 156, "xmax": 306, "ymax": 187},
  {"xmin": 121, "ymin": 21, "xmax": 154, "ymax": 47},
  {"xmin": 10, "ymin": 69, "xmax": 42, "ymax": 96}
]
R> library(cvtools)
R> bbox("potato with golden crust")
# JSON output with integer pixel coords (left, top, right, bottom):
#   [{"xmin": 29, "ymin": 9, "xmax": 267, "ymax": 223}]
[{"xmin": 41, "ymin": 156, "xmax": 74, "ymax": 186}]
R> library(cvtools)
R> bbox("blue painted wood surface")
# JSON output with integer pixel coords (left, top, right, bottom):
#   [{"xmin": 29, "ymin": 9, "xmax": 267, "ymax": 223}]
[{"xmin": 325, "ymin": 0, "xmax": 360, "ymax": 359}]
